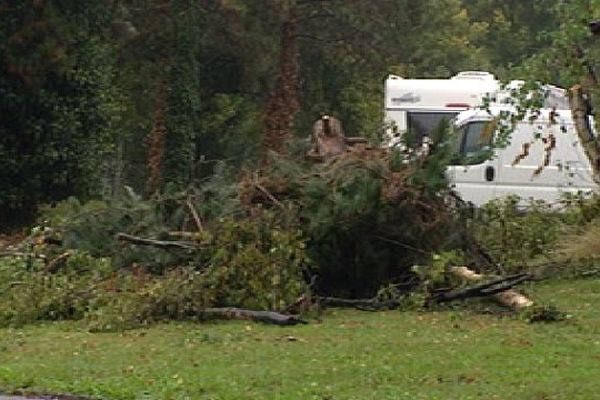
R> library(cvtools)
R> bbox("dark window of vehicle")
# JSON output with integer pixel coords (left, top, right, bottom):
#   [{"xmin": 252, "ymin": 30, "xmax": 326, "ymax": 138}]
[
  {"xmin": 462, "ymin": 121, "xmax": 491, "ymax": 153},
  {"xmin": 407, "ymin": 112, "xmax": 458, "ymax": 142},
  {"xmin": 450, "ymin": 121, "xmax": 494, "ymax": 165}
]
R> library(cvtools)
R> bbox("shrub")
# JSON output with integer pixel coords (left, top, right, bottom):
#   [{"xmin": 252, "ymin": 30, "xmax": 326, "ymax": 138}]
[
  {"xmin": 202, "ymin": 213, "xmax": 307, "ymax": 311},
  {"xmin": 0, "ymin": 208, "xmax": 309, "ymax": 330},
  {"xmin": 473, "ymin": 196, "xmax": 563, "ymax": 273},
  {"xmin": 0, "ymin": 252, "xmax": 113, "ymax": 327}
]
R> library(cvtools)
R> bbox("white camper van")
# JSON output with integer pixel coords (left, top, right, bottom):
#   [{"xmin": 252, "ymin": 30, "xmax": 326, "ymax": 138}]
[
  {"xmin": 447, "ymin": 107, "xmax": 598, "ymax": 206},
  {"xmin": 384, "ymin": 71, "xmax": 499, "ymax": 145},
  {"xmin": 384, "ymin": 72, "xmax": 598, "ymax": 205}
]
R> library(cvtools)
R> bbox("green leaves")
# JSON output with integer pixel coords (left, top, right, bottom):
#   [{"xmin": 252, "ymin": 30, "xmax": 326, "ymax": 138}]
[
  {"xmin": 0, "ymin": 1, "xmax": 120, "ymax": 225},
  {"xmin": 203, "ymin": 212, "xmax": 308, "ymax": 311},
  {"xmin": 474, "ymin": 196, "xmax": 561, "ymax": 272}
]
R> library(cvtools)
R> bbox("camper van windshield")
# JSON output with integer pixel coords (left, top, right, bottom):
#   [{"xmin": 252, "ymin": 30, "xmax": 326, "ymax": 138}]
[
  {"xmin": 451, "ymin": 120, "xmax": 494, "ymax": 165},
  {"xmin": 407, "ymin": 112, "xmax": 458, "ymax": 141}
]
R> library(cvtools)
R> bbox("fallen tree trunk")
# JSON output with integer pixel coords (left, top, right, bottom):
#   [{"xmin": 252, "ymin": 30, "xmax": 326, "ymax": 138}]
[
  {"xmin": 116, "ymin": 233, "xmax": 197, "ymax": 251},
  {"xmin": 443, "ymin": 266, "xmax": 534, "ymax": 310},
  {"xmin": 200, "ymin": 307, "xmax": 307, "ymax": 326}
]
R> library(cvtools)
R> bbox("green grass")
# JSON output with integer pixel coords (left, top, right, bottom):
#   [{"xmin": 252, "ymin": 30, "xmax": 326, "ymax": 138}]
[{"xmin": 1, "ymin": 279, "xmax": 600, "ymax": 400}]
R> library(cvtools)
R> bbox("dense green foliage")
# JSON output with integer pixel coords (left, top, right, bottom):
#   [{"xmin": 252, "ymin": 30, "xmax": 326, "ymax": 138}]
[
  {"xmin": 0, "ymin": 211, "xmax": 309, "ymax": 330},
  {"xmin": 0, "ymin": 1, "xmax": 120, "ymax": 225},
  {"xmin": 0, "ymin": 0, "xmax": 572, "ymax": 223},
  {"xmin": 515, "ymin": 1, "xmax": 600, "ymax": 130},
  {"xmin": 473, "ymin": 196, "xmax": 565, "ymax": 272},
  {"xmin": 0, "ymin": 133, "xmax": 462, "ymax": 329}
]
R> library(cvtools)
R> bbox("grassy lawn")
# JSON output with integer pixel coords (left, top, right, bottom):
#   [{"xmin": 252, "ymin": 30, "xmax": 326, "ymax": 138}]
[{"xmin": 1, "ymin": 279, "xmax": 600, "ymax": 400}]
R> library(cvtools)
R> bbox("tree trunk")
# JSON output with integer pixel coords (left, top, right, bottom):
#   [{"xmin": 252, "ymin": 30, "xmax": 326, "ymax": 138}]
[
  {"xmin": 569, "ymin": 84, "xmax": 600, "ymax": 183},
  {"xmin": 569, "ymin": 44, "xmax": 600, "ymax": 180},
  {"xmin": 146, "ymin": 81, "xmax": 168, "ymax": 195},
  {"xmin": 261, "ymin": 10, "xmax": 300, "ymax": 163}
]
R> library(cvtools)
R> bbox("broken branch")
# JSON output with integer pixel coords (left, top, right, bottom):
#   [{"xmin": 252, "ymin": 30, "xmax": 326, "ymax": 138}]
[
  {"xmin": 116, "ymin": 233, "xmax": 197, "ymax": 251},
  {"xmin": 186, "ymin": 198, "xmax": 204, "ymax": 232},
  {"xmin": 432, "ymin": 266, "xmax": 534, "ymax": 310}
]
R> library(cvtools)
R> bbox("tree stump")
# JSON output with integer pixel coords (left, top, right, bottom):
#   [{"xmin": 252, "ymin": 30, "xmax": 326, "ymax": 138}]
[{"xmin": 307, "ymin": 115, "xmax": 347, "ymax": 159}]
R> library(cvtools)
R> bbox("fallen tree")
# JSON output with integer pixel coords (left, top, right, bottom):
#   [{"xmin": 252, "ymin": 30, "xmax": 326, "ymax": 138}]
[
  {"xmin": 443, "ymin": 266, "xmax": 534, "ymax": 310},
  {"xmin": 314, "ymin": 269, "xmax": 533, "ymax": 311},
  {"xmin": 2, "ymin": 129, "xmax": 544, "ymax": 330}
]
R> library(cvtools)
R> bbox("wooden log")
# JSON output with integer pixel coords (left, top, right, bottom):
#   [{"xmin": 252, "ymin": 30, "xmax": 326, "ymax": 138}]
[
  {"xmin": 447, "ymin": 266, "xmax": 533, "ymax": 310},
  {"xmin": 115, "ymin": 233, "xmax": 197, "ymax": 250},
  {"xmin": 186, "ymin": 198, "xmax": 204, "ymax": 232},
  {"xmin": 201, "ymin": 307, "xmax": 307, "ymax": 326}
]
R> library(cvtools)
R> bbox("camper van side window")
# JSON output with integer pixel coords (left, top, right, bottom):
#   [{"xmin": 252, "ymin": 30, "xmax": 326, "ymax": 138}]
[
  {"xmin": 457, "ymin": 121, "xmax": 493, "ymax": 165},
  {"xmin": 407, "ymin": 112, "xmax": 458, "ymax": 142}
]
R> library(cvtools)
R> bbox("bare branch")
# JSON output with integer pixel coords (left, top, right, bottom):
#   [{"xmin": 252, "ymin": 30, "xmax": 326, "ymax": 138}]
[{"xmin": 116, "ymin": 233, "xmax": 197, "ymax": 251}]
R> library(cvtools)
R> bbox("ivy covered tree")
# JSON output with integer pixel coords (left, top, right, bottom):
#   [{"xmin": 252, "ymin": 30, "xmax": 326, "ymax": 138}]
[
  {"xmin": 163, "ymin": 0, "xmax": 203, "ymax": 188},
  {"xmin": 0, "ymin": 0, "xmax": 120, "ymax": 225}
]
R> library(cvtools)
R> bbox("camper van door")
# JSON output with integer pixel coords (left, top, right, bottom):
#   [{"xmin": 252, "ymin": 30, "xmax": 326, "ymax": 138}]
[{"xmin": 447, "ymin": 116, "xmax": 498, "ymax": 205}]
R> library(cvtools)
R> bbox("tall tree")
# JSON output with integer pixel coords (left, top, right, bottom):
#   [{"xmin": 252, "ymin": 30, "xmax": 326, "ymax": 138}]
[
  {"xmin": 518, "ymin": 1, "xmax": 600, "ymax": 178},
  {"xmin": 0, "ymin": 0, "xmax": 120, "ymax": 225},
  {"xmin": 262, "ymin": 5, "xmax": 300, "ymax": 161},
  {"xmin": 462, "ymin": 0, "xmax": 560, "ymax": 76},
  {"xmin": 163, "ymin": 0, "xmax": 202, "ymax": 188}
]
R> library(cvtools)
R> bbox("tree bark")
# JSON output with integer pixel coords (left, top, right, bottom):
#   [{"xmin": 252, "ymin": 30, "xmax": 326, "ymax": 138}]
[
  {"xmin": 146, "ymin": 81, "xmax": 168, "ymax": 195},
  {"xmin": 261, "ymin": 10, "xmax": 300, "ymax": 163},
  {"xmin": 569, "ymin": 84, "xmax": 600, "ymax": 183}
]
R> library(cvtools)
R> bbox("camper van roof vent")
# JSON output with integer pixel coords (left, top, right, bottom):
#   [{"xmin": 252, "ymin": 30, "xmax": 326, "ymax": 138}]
[{"xmin": 451, "ymin": 71, "xmax": 495, "ymax": 81}]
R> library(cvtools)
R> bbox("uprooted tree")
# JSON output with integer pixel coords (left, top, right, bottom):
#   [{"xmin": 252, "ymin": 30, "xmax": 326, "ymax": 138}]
[{"xmin": 0, "ymin": 116, "xmax": 538, "ymax": 330}]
